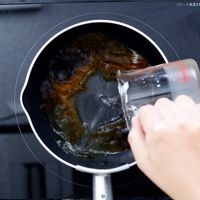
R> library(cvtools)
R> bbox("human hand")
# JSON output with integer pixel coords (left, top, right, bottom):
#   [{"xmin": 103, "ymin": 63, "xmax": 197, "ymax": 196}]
[{"xmin": 128, "ymin": 95, "xmax": 200, "ymax": 200}]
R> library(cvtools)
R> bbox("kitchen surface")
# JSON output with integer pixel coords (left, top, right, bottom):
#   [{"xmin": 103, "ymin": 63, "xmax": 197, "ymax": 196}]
[{"xmin": 0, "ymin": 0, "xmax": 200, "ymax": 199}]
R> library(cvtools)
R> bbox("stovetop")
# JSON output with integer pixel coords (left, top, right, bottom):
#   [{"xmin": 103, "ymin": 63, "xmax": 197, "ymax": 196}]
[{"xmin": 0, "ymin": 0, "xmax": 200, "ymax": 198}]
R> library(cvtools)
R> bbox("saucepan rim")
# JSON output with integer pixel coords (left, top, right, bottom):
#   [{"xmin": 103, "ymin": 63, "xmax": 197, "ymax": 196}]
[{"xmin": 20, "ymin": 19, "xmax": 168, "ymax": 174}]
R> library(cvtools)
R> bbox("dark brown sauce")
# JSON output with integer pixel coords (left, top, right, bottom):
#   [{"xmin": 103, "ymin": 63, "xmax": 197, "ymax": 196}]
[{"xmin": 40, "ymin": 33, "xmax": 149, "ymax": 158}]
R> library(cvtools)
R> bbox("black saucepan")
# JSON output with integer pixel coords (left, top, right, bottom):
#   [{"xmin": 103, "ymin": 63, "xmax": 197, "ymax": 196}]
[{"xmin": 21, "ymin": 20, "xmax": 167, "ymax": 200}]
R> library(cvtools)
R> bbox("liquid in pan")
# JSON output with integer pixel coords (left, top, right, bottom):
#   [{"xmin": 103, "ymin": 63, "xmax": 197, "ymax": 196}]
[{"xmin": 40, "ymin": 33, "xmax": 149, "ymax": 158}]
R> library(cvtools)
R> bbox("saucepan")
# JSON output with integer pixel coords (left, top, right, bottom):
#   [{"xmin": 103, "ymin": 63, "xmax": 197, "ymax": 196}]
[{"xmin": 20, "ymin": 20, "xmax": 167, "ymax": 199}]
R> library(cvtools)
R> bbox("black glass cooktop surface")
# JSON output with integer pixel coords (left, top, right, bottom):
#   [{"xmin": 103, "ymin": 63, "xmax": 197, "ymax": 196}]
[{"xmin": 0, "ymin": 1, "xmax": 199, "ymax": 199}]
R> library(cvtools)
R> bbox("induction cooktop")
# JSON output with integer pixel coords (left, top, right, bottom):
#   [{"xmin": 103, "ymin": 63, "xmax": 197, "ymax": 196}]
[{"xmin": 0, "ymin": 0, "xmax": 199, "ymax": 199}]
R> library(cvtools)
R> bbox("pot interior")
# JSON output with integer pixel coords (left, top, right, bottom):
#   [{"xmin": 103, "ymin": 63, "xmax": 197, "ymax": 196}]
[{"xmin": 22, "ymin": 21, "xmax": 166, "ymax": 169}]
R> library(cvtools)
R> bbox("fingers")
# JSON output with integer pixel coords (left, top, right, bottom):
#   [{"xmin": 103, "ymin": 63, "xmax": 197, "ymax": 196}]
[
  {"xmin": 153, "ymin": 98, "xmax": 188, "ymax": 130},
  {"xmin": 138, "ymin": 96, "xmax": 200, "ymax": 129},
  {"xmin": 174, "ymin": 95, "xmax": 200, "ymax": 118},
  {"xmin": 154, "ymin": 98, "xmax": 184, "ymax": 120},
  {"xmin": 137, "ymin": 104, "xmax": 163, "ymax": 135},
  {"xmin": 132, "ymin": 96, "xmax": 199, "ymax": 136}
]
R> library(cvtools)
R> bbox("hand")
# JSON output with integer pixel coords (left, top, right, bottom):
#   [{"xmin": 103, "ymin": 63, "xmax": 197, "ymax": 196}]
[{"xmin": 128, "ymin": 95, "xmax": 200, "ymax": 200}]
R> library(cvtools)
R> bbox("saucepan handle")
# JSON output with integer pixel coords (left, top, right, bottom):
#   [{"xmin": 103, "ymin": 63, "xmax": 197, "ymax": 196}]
[{"xmin": 93, "ymin": 173, "xmax": 113, "ymax": 200}]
